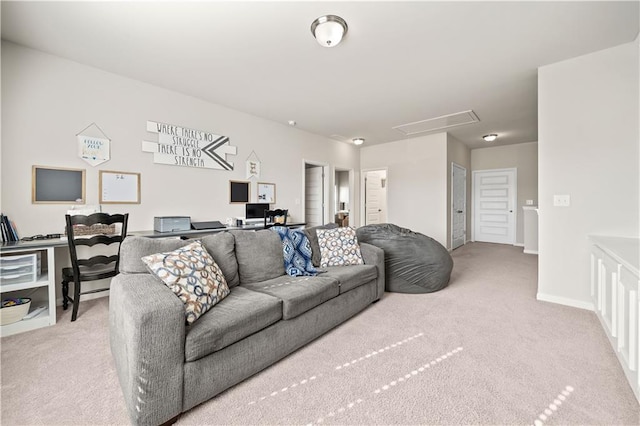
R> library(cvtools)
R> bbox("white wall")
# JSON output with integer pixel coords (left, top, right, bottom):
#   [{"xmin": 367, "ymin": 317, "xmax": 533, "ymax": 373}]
[
  {"xmin": 471, "ymin": 141, "xmax": 538, "ymax": 245},
  {"xmin": 360, "ymin": 133, "xmax": 448, "ymax": 246},
  {"xmin": 447, "ymin": 135, "xmax": 471, "ymax": 248},
  {"xmin": 537, "ymin": 38, "xmax": 639, "ymax": 309},
  {"xmin": 1, "ymin": 41, "xmax": 360, "ymax": 236}
]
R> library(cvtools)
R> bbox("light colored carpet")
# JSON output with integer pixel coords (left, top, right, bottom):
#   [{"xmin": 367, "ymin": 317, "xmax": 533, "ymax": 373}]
[{"xmin": 2, "ymin": 242, "xmax": 638, "ymax": 425}]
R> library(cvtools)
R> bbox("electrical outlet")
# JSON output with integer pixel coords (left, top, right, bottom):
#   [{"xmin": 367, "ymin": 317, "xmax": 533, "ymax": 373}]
[
  {"xmin": 526, "ymin": 199, "xmax": 534, "ymax": 205},
  {"xmin": 553, "ymin": 194, "xmax": 571, "ymax": 207}
]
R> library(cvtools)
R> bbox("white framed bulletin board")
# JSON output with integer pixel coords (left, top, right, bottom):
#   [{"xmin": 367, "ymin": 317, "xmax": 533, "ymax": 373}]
[
  {"xmin": 99, "ymin": 170, "xmax": 141, "ymax": 204},
  {"xmin": 257, "ymin": 182, "xmax": 276, "ymax": 203}
]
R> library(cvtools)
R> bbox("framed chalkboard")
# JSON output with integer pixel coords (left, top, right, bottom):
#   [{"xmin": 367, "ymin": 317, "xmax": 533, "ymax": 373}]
[
  {"xmin": 32, "ymin": 165, "xmax": 86, "ymax": 204},
  {"xmin": 229, "ymin": 180, "xmax": 249, "ymax": 203}
]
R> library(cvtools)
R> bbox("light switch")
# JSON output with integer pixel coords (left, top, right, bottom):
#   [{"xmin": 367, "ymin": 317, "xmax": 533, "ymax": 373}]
[{"xmin": 553, "ymin": 194, "xmax": 571, "ymax": 207}]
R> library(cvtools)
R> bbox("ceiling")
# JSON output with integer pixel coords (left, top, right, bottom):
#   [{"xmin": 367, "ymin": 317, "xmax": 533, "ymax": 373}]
[{"xmin": 1, "ymin": 1, "xmax": 638, "ymax": 149}]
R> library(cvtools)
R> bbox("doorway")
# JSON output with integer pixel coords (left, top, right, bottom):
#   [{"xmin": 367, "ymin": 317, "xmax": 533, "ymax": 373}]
[
  {"xmin": 334, "ymin": 168, "xmax": 352, "ymax": 227},
  {"xmin": 472, "ymin": 168, "xmax": 517, "ymax": 244},
  {"xmin": 363, "ymin": 169, "xmax": 388, "ymax": 225},
  {"xmin": 451, "ymin": 163, "xmax": 467, "ymax": 250},
  {"xmin": 304, "ymin": 162, "xmax": 327, "ymax": 227}
]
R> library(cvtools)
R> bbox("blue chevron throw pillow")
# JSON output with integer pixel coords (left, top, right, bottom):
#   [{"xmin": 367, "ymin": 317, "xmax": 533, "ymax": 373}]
[{"xmin": 271, "ymin": 226, "xmax": 317, "ymax": 277}]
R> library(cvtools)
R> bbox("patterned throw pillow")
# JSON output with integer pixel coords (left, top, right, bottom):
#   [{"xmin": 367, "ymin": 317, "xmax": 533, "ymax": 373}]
[
  {"xmin": 317, "ymin": 227, "xmax": 364, "ymax": 267},
  {"xmin": 141, "ymin": 240, "xmax": 230, "ymax": 325},
  {"xmin": 270, "ymin": 226, "xmax": 317, "ymax": 276}
]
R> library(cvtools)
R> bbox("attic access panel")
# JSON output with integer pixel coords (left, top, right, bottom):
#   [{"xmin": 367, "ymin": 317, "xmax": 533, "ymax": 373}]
[{"xmin": 393, "ymin": 110, "xmax": 480, "ymax": 136}]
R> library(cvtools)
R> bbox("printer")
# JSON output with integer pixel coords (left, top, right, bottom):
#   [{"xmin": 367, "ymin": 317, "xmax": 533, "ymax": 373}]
[{"xmin": 154, "ymin": 216, "xmax": 191, "ymax": 233}]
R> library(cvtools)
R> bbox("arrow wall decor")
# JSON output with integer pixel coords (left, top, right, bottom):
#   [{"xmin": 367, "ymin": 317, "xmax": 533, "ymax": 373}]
[{"xmin": 142, "ymin": 120, "xmax": 237, "ymax": 170}]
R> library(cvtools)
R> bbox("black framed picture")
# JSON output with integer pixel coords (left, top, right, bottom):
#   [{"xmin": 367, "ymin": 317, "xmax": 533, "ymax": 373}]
[{"xmin": 229, "ymin": 180, "xmax": 250, "ymax": 203}]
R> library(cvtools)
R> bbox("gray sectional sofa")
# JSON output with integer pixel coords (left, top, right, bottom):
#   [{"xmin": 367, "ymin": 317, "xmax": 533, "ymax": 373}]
[{"xmin": 109, "ymin": 228, "xmax": 385, "ymax": 425}]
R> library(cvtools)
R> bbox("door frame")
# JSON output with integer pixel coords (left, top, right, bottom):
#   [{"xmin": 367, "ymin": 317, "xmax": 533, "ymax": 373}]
[
  {"xmin": 302, "ymin": 159, "xmax": 329, "ymax": 226},
  {"xmin": 333, "ymin": 166, "xmax": 354, "ymax": 221},
  {"xmin": 472, "ymin": 167, "xmax": 517, "ymax": 244},
  {"xmin": 451, "ymin": 162, "xmax": 467, "ymax": 250},
  {"xmin": 360, "ymin": 167, "xmax": 388, "ymax": 227}
]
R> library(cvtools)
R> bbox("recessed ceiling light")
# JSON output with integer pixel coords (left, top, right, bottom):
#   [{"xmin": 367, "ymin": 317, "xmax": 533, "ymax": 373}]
[
  {"xmin": 353, "ymin": 138, "xmax": 365, "ymax": 146},
  {"xmin": 482, "ymin": 134, "xmax": 498, "ymax": 142}
]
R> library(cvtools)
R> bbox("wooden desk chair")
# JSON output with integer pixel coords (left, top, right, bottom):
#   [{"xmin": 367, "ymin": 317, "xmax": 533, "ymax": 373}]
[
  {"xmin": 264, "ymin": 209, "xmax": 288, "ymax": 228},
  {"xmin": 62, "ymin": 213, "xmax": 128, "ymax": 321}
]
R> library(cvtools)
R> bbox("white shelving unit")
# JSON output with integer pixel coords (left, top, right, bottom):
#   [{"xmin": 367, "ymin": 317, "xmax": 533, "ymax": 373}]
[
  {"xmin": 1, "ymin": 245, "xmax": 56, "ymax": 337},
  {"xmin": 590, "ymin": 236, "xmax": 640, "ymax": 403}
]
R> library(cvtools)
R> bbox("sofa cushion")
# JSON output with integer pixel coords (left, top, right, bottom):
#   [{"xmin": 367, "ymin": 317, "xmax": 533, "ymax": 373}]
[
  {"xmin": 243, "ymin": 275, "xmax": 339, "ymax": 320},
  {"xmin": 323, "ymin": 264, "xmax": 378, "ymax": 294},
  {"xmin": 184, "ymin": 286, "xmax": 282, "ymax": 362},
  {"xmin": 303, "ymin": 223, "xmax": 339, "ymax": 267},
  {"xmin": 317, "ymin": 226, "xmax": 364, "ymax": 267},
  {"xmin": 200, "ymin": 232, "xmax": 240, "ymax": 288},
  {"xmin": 142, "ymin": 240, "xmax": 231, "ymax": 325},
  {"xmin": 119, "ymin": 236, "xmax": 189, "ymax": 273},
  {"xmin": 232, "ymin": 230, "xmax": 285, "ymax": 284}
]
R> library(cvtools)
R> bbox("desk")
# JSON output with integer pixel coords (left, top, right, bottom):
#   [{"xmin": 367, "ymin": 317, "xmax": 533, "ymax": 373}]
[{"xmin": 130, "ymin": 222, "xmax": 306, "ymax": 239}]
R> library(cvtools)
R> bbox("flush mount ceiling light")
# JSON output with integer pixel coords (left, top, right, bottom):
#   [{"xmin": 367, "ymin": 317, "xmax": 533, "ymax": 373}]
[
  {"xmin": 353, "ymin": 138, "xmax": 365, "ymax": 146},
  {"xmin": 483, "ymin": 134, "xmax": 498, "ymax": 142},
  {"xmin": 311, "ymin": 15, "xmax": 348, "ymax": 47}
]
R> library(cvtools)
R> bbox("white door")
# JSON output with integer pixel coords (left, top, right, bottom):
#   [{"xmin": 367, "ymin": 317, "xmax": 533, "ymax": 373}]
[
  {"xmin": 473, "ymin": 168, "xmax": 516, "ymax": 244},
  {"xmin": 451, "ymin": 163, "xmax": 466, "ymax": 250},
  {"xmin": 305, "ymin": 166, "xmax": 324, "ymax": 227},
  {"xmin": 364, "ymin": 170, "xmax": 387, "ymax": 225}
]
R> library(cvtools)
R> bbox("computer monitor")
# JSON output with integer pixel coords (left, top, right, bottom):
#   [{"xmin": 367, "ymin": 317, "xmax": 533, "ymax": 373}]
[{"xmin": 245, "ymin": 203, "xmax": 270, "ymax": 221}]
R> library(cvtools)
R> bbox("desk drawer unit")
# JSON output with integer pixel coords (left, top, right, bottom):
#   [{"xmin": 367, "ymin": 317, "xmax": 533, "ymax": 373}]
[
  {"xmin": 0, "ymin": 245, "xmax": 55, "ymax": 337},
  {"xmin": 0, "ymin": 253, "xmax": 41, "ymax": 286}
]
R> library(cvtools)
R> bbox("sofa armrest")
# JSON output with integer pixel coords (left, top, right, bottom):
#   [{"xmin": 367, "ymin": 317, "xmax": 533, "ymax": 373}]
[
  {"xmin": 360, "ymin": 242, "xmax": 385, "ymax": 300},
  {"xmin": 109, "ymin": 274, "xmax": 186, "ymax": 426}
]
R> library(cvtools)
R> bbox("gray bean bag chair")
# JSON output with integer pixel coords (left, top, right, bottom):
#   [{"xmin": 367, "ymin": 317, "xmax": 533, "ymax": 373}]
[{"xmin": 356, "ymin": 223, "xmax": 453, "ymax": 293}]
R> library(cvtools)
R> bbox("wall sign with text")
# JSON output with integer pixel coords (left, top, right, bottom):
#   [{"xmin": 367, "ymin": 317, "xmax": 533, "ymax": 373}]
[{"xmin": 142, "ymin": 121, "xmax": 237, "ymax": 170}]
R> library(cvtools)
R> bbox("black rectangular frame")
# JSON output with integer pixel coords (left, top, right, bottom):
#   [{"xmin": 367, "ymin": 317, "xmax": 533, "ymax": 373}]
[{"xmin": 229, "ymin": 180, "xmax": 250, "ymax": 204}]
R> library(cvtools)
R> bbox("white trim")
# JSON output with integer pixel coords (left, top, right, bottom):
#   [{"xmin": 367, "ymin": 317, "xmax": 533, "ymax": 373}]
[
  {"xmin": 451, "ymin": 162, "xmax": 467, "ymax": 250},
  {"xmin": 514, "ymin": 243, "xmax": 524, "ymax": 247},
  {"xmin": 56, "ymin": 291, "xmax": 108, "ymax": 307},
  {"xmin": 523, "ymin": 249, "xmax": 538, "ymax": 255},
  {"xmin": 536, "ymin": 292, "xmax": 594, "ymax": 311}
]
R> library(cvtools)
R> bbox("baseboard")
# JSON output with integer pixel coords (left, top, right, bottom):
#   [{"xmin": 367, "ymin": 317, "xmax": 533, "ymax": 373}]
[
  {"xmin": 536, "ymin": 292, "xmax": 594, "ymax": 311},
  {"xmin": 514, "ymin": 243, "xmax": 524, "ymax": 247},
  {"xmin": 55, "ymin": 291, "xmax": 109, "ymax": 307},
  {"xmin": 523, "ymin": 249, "xmax": 538, "ymax": 255}
]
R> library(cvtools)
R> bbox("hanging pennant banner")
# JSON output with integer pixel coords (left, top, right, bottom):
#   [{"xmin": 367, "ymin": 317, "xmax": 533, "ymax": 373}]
[
  {"xmin": 77, "ymin": 122, "xmax": 111, "ymax": 166},
  {"xmin": 78, "ymin": 135, "xmax": 110, "ymax": 166},
  {"xmin": 245, "ymin": 150, "xmax": 261, "ymax": 179},
  {"xmin": 246, "ymin": 159, "xmax": 261, "ymax": 179},
  {"xmin": 142, "ymin": 120, "xmax": 237, "ymax": 170}
]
